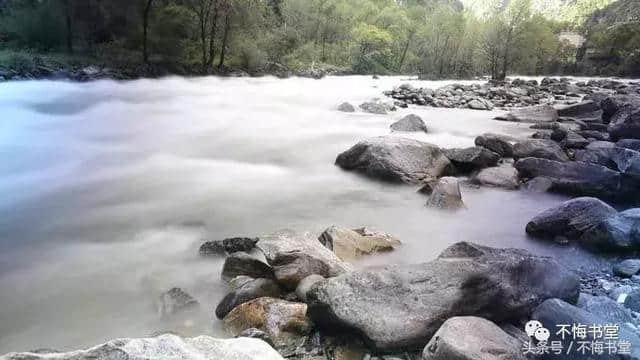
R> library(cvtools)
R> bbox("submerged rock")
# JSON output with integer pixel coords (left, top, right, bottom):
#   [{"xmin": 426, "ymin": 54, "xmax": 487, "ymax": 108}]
[
  {"xmin": 359, "ymin": 101, "xmax": 388, "ymax": 114},
  {"xmin": 156, "ymin": 287, "xmax": 199, "ymax": 317},
  {"xmin": 307, "ymin": 242, "xmax": 579, "ymax": 351},
  {"xmin": 256, "ymin": 230, "xmax": 351, "ymax": 289},
  {"xmin": 1, "ymin": 334, "xmax": 285, "ymax": 360},
  {"xmin": 390, "ymin": 114, "xmax": 428, "ymax": 133},
  {"xmin": 318, "ymin": 226, "xmax": 401, "ymax": 261},
  {"xmin": 422, "ymin": 317, "xmax": 526, "ymax": 360},
  {"xmin": 337, "ymin": 102, "xmax": 355, "ymax": 112},
  {"xmin": 335, "ymin": 136, "xmax": 453, "ymax": 184},
  {"xmin": 426, "ymin": 177, "xmax": 465, "ymax": 210}
]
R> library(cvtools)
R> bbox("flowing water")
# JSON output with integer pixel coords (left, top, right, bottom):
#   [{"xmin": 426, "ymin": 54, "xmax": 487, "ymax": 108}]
[{"xmin": 0, "ymin": 75, "xmax": 609, "ymax": 353}]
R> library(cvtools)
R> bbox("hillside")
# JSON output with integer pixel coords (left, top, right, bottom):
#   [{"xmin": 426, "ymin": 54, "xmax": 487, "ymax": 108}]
[
  {"xmin": 461, "ymin": 0, "xmax": 615, "ymax": 24},
  {"xmin": 585, "ymin": 0, "xmax": 640, "ymax": 27}
]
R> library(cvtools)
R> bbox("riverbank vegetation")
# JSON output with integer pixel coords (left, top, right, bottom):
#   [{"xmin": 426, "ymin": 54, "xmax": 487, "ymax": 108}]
[{"xmin": 0, "ymin": 0, "xmax": 638, "ymax": 79}]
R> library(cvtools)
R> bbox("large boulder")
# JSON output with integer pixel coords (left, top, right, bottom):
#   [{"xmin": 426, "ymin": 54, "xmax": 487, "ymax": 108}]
[
  {"xmin": 337, "ymin": 102, "xmax": 355, "ymax": 112},
  {"xmin": 472, "ymin": 164, "xmax": 519, "ymax": 190},
  {"xmin": 422, "ymin": 317, "xmax": 526, "ymax": 360},
  {"xmin": 613, "ymin": 259, "xmax": 640, "ymax": 278},
  {"xmin": 390, "ymin": 114, "xmax": 428, "ymax": 133},
  {"xmin": 221, "ymin": 252, "xmax": 275, "ymax": 282},
  {"xmin": 525, "ymin": 197, "xmax": 617, "ymax": 241},
  {"xmin": 223, "ymin": 297, "xmax": 311, "ymax": 348},
  {"xmin": 335, "ymin": 136, "xmax": 453, "ymax": 184},
  {"xmin": 608, "ymin": 106, "xmax": 640, "ymax": 141},
  {"xmin": 307, "ymin": 242, "xmax": 579, "ymax": 351},
  {"xmin": 1, "ymin": 334, "xmax": 285, "ymax": 360},
  {"xmin": 318, "ymin": 226, "xmax": 401, "ymax": 261},
  {"xmin": 617, "ymin": 139, "xmax": 640, "ymax": 151},
  {"xmin": 215, "ymin": 278, "xmax": 282, "ymax": 319},
  {"xmin": 200, "ymin": 237, "xmax": 259, "ymax": 256},
  {"xmin": 474, "ymin": 133, "xmax": 514, "ymax": 158},
  {"xmin": 601, "ymin": 95, "xmax": 640, "ymax": 122},
  {"xmin": 256, "ymin": 230, "xmax": 351, "ymax": 289},
  {"xmin": 496, "ymin": 105, "xmax": 558, "ymax": 123},
  {"xmin": 532, "ymin": 299, "xmax": 640, "ymax": 360},
  {"xmin": 556, "ymin": 100, "xmax": 602, "ymax": 119},
  {"xmin": 359, "ymin": 101, "xmax": 388, "ymax": 114},
  {"xmin": 513, "ymin": 139, "xmax": 569, "ymax": 162},
  {"xmin": 426, "ymin": 177, "xmax": 465, "ymax": 210},
  {"xmin": 444, "ymin": 147, "xmax": 500, "ymax": 173},
  {"xmin": 580, "ymin": 209, "xmax": 640, "ymax": 251},
  {"xmin": 514, "ymin": 158, "xmax": 634, "ymax": 201},
  {"xmin": 577, "ymin": 294, "xmax": 635, "ymax": 325}
]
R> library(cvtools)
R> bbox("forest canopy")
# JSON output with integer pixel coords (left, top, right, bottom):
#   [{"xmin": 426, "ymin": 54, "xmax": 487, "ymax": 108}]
[{"xmin": 0, "ymin": 0, "xmax": 638, "ymax": 78}]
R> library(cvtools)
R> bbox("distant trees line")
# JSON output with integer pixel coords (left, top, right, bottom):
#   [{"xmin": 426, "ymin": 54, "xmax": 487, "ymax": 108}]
[{"xmin": 0, "ymin": 0, "xmax": 637, "ymax": 78}]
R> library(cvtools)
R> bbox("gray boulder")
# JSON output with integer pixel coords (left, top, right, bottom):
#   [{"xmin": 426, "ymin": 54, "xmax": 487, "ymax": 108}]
[
  {"xmin": 513, "ymin": 139, "xmax": 569, "ymax": 162},
  {"xmin": 318, "ymin": 226, "xmax": 401, "ymax": 261},
  {"xmin": 295, "ymin": 274, "xmax": 325, "ymax": 302},
  {"xmin": 426, "ymin": 177, "xmax": 465, "ymax": 210},
  {"xmin": 390, "ymin": 114, "xmax": 428, "ymax": 133},
  {"xmin": 472, "ymin": 164, "xmax": 519, "ymax": 190},
  {"xmin": 496, "ymin": 105, "xmax": 558, "ymax": 123},
  {"xmin": 556, "ymin": 100, "xmax": 602, "ymax": 119},
  {"xmin": 444, "ymin": 147, "xmax": 500, "ymax": 173},
  {"xmin": 222, "ymin": 252, "xmax": 275, "ymax": 282},
  {"xmin": 618, "ymin": 139, "xmax": 640, "ymax": 151},
  {"xmin": 613, "ymin": 259, "xmax": 640, "ymax": 278},
  {"xmin": 360, "ymin": 101, "xmax": 388, "ymax": 114},
  {"xmin": 215, "ymin": 278, "xmax": 282, "ymax": 319},
  {"xmin": 156, "ymin": 287, "xmax": 199, "ymax": 318},
  {"xmin": 337, "ymin": 102, "xmax": 355, "ymax": 112},
  {"xmin": 608, "ymin": 107, "xmax": 640, "ymax": 141},
  {"xmin": 335, "ymin": 136, "xmax": 453, "ymax": 184},
  {"xmin": 577, "ymin": 294, "xmax": 635, "ymax": 325},
  {"xmin": 560, "ymin": 131, "xmax": 589, "ymax": 149},
  {"xmin": 1, "ymin": 334, "xmax": 285, "ymax": 360},
  {"xmin": 580, "ymin": 209, "xmax": 640, "ymax": 251},
  {"xmin": 474, "ymin": 133, "xmax": 515, "ymax": 158},
  {"xmin": 601, "ymin": 95, "xmax": 640, "ymax": 122},
  {"xmin": 525, "ymin": 197, "xmax": 617, "ymax": 241},
  {"xmin": 256, "ymin": 230, "xmax": 351, "ymax": 289},
  {"xmin": 422, "ymin": 317, "xmax": 526, "ymax": 360},
  {"xmin": 307, "ymin": 242, "xmax": 579, "ymax": 351},
  {"xmin": 200, "ymin": 237, "xmax": 259, "ymax": 256}
]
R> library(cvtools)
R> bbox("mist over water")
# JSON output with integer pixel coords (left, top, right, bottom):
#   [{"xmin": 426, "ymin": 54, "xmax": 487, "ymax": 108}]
[{"xmin": 0, "ymin": 75, "xmax": 609, "ymax": 353}]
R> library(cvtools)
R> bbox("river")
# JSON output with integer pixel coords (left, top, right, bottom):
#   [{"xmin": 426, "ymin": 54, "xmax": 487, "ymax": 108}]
[{"xmin": 0, "ymin": 75, "xmax": 609, "ymax": 353}]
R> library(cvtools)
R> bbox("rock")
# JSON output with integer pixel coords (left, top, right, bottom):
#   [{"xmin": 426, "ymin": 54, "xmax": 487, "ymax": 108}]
[
  {"xmin": 156, "ymin": 287, "xmax": 199, "ymax": 317},
  {"xmin": 474, "ymin": 133, "xmax": 514, "ymax": 158},
  {"xmin": 613, "ymin": 259, "xmax": 640, "ymax": 278},
  {"xmin": 608, "ymin": 106, "xmax": 640, "ymax": 140},
  {"xmin": 318, "ymin": 226, "xmax": 401, "ymax": 261},
  {"xmin": 1, "ymin": 335, "xmax": 285, "ymax": 360},
  {"xmin": 580, "ymin": 210, "xmax": 640, "ymax": 251},
  {"xmin": 360, "ymin": 102, "xmax": 388, "ymax": 114},
  {"xmin": 577, "ymin": 294, "xmax": 635, "ymax": 325},
  {"xmin": 618, "ymin": 139, "xmax": 640, "ymax": 151},
  {"xmin": 472, "ymin": 164, "xmax": 519, "ymax": 190},
  {"xmin": 623, "ymin": 290, "xmax": 640, "ymax": 312},
  {"xmin": 467, "ymin": 99, "xmax": 489, "ymax": 110},
  {"xmin": 237, "ymin": 328, "xmax": 275, "ymax": 347},
  {"xmin": 587, "ymin": 140, "xmax": 616, "ymax": 150},
  {"xmin": 496, "ymin": 105, "xmax": 558, "ymax": 123},
  {"xmin": 422, "ymin": 317, "xmax": 526, "ymax": 360},
  {"xmin": 223, "ymin": 297, "xmax": 311, "ymax": 348},
  {"xmin": 532, "ymin": 299, "xmax": 640, "ymax": 360},
  {"xmin": 222, "ymin": 252, "xmax": 275, "ymax": 282},
  {"xmin": 337, "ymin": 102, "xmax": 355, "ymax": 112},
  {"xmin": 295, "ymin": 274, "xmax": 325, "ymax": 302},
  {"xmin": 307, "ymin": 242, "xmax": 579, "ymax": 351},
  {"xmin": 335, "ymin": 136, "xmax": 453, "ymax": 184},
  {"xmin": 514, "ymin": 157, "xmax": 634, "ymax": 201},
  {"xmin": 560, "ymin": 131, "xmax": 589, "ymax": 149},
  {"xmin": 426, "ymin": 177, "xmax": 465, "ymax": 210},
  {"xmin": 525, "ymin": 197, "xmax": 617, "ymax": 242},
  {"xmin": 513, "ymin": 139, "xmax": 569, "ymax": 162},
  {"xmin": 523, "ymin": 176, "xmax": 554, "ymax": 192},
  {"xmin": 390, "ymin": 114, "xmax": 428, "ymax": 133},
  {"xmin": 556, "ymin": 100, "xmax": 602, "ymax": 118},
  {"xmin": 575, "ymin": 146, "xmax": 640, "ymax": 177},
  {"xmin": 601, "ymin": 95, "xmax": 640, "ymax": 122},
  {"xmin": 200, "ymin": 237, "xmax": 259, "ymax": 256},
  {"xmin": 256, "ymin": 230, "xmax": 351, "ymax": 289},
  {"xmin": 443, "ymin": 147, "xmax": 500, "ymax": 173},
  {"xmin": 215, "ymin": 278, "xmax": 282, "ymax": 319}
]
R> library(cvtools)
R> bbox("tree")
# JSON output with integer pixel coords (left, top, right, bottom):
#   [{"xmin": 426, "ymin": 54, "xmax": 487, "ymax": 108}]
[
  {"xmin": 142, "ymin": 0, "xmax": 153, "ymax": 63},
  {"xmin": 498, "ymin": 0, "xmax": 531, "ymax": 79}
]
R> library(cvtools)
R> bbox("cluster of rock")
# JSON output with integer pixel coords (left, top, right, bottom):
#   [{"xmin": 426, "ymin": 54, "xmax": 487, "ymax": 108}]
[{"xmin": 383, "ymin": 77, "xmax": 640, "ymax": 111}]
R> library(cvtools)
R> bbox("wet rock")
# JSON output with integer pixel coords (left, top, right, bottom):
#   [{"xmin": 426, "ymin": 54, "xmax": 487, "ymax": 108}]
[
  {"xmin": 256, "ymin": 230, "xmax": 351, "ymax": 289},
  {"xmin": 223, "ymin": 297, "xmax": 312, "ymax": 348},
  {"xmin": 496, "ymin": 105, "xmax": 558, "ymax": 123},
  {"xmin": 335, "ymin": 136, "xmax": 453, "ymax": 184},
  {"xmin": 513, "ymin": 139, "xmax": 569, "ymax": 162},
  {"xmin": 577, "ymin": 294, "xmax": 635, "ymax": 325},
  {"xmin": 221, "ymin": 252, "xmax": 275, "ymax": 282},
  {"xmin": 618, "ymin": 139, "xmax": 640, "ymax": 151},
  {"xmin": 474, "ymin": 133, "xmax": 514, "ymax": 158},
  {"xmin": 514, "ymin": 157, "xmax": 634, "ymax": 201},
  {"xmin": 295, "ymin": 274, "xmax": 325, "ymax": 302},
  {"xmin": 623, "ymin": 290, "xmax": 640, "ymax": 312},
  {"xmin": 237, "ymin": 328, "xmax": 275, "ymax": 347},
  {"xmin": 587, "ymin": 141, "xmax": 616, "ymax": 150},
  {"xmin": 307, "ymin": 242, "xmax": 579, "ymax": 351},
  {"xmin": 525, "ymin": 197, "xmax": 617, "ymax": 241},
  {"xmin": 556, "ymin": 100, "xmax": 602, "ymax": 119},
  {"xmin": 337, "ymin": 102, "xmax": 355, "ymax": 112},
  {"xmin": 444, "ymin": 147, "xmax": 500, "ymax": 173},
  {"xmin": 360, "ymin": 102, "xmax": 388, "ymax": 115},
  {"xmin": 199, "ymin": 240, "xmax": 226, "ymax": 256},
  {"xmin": 608, "ymin": 106, "xmax": 640, "ymax": 141},
  {"xmin": 580, "ymin": 209, "xmax": 640, "ymax": 252},
  {"xmin": 426, "ymin": 177, "xmax": 465, "ymax": 210},
  {"xmin": 318, "ymin": 226, "xmax": 401, "ymax": 261},
  {"xmin": 156, "ymin": 287, "xmax": 199, "ymax": 317},
  {"xmin": 215, "ymin": 278, "xmax": 282, "ymax": 319},
  {"xmin": 601, "ymin": 95, "xmax": 640, "ymax": 122},
  {"xmin": 560, "ymin": 131, "xmax": 589, "ymax": 149},
  {"xmin": 422, "ymin": 317, "xmax": 525, "ymax": 360},
  {"xmin": 613, "ymin": 259, "xmax": 640, "ymax": 278},
  {"xmin": 467, "ymin": 99, "xmax": 490, "ymax": 110},
  {"xmin": 532, "ymin": 299, "xmax": 640, "ymax": 359},
  {"xmin": 523, "ymin": 176, "xmax": 554, "ymax": 192},
  {"xmin": 200, "ymin": 237, "xmax": 259, "ymax": 256},
  {"xmin": 472, "ymin": 164, "xmax": 519, "ymax": 190},
  {"xmin": 390, "ymin": 114, "xmax": 428, "ymax": 133}
]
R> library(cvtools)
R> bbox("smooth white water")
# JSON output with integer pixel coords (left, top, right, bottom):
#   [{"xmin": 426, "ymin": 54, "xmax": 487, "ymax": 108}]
[{"xmin": 0, "ymin": 75, "xmax": 608, "ymax": 353}]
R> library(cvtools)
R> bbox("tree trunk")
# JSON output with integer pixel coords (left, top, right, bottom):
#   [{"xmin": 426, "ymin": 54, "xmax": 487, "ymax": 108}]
[
  {"xmin": 397, "ymin": 32, "xmax": 413, "ymax": 72},
  {"xmin": 207, "ymin": 0, "xmax": 219, "ymax": 67},
  {"xmin": 218, "ymin": 12, "xmax": 231, "ymax": 69},
  {"xmin": 63, "ymin": 0, "xmax": 73, "ymax": 54},
  {"xmin": 143, "ymin": 0, "xmax": 153, "ymax": 63}
]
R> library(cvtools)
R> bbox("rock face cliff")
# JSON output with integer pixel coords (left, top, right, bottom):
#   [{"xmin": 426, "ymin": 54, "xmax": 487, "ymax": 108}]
[{"xmin": 585, "ymin": 0, "xmax": 640, "ymax": 27}]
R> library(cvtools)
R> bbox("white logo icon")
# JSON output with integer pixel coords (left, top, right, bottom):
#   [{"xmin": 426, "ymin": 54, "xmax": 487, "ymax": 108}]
[
  {"xmin": 534, "ymin": 327, "xmax": 550, "ymax": 342},
  {"xmin": 525, "ymin": 320, "xmax": 543, "ymax": 337}
]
